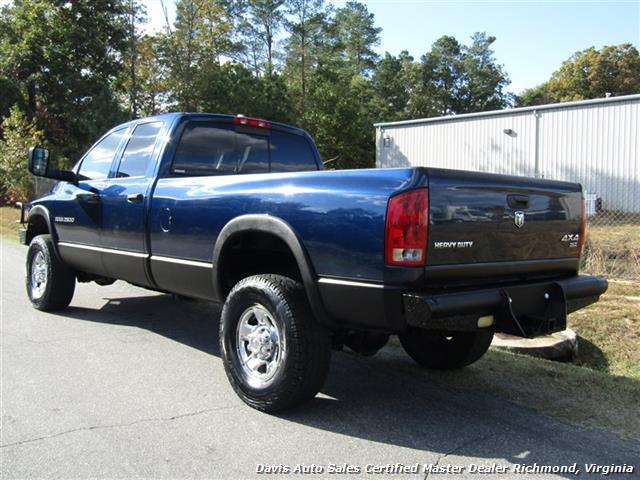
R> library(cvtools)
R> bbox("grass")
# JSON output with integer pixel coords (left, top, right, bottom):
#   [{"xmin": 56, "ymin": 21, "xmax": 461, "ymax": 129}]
[
  {"xmin": 569, "ymin": 279, "xmax": 640, "ymax": 379},
  {"xmin": 384, "ymin": 334, "xmax": 640, "ymax": 439},
  {"xmin": 436, "ymin": 349, "xmax": 640, "ymax": 439},
  {"xmin": 0, "ymin": 205, "xmax": 23, "ymax": 241},
  {"xmin": 582, "ymin": 224, "xmax": 640, "ymax": 280}
]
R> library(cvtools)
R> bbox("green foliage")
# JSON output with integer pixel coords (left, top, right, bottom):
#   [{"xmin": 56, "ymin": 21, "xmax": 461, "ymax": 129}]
[
  {"xmin": 163, "ymin": 0, "xmax": 239, "ymax": 110},
  {"xmin": 518, "ymin": 83, "xmax": 555, "ymax": 107},
  {"xmin": 417, "ymin": 33, "xmax": 513, "ymax": 116},
  {"xmin": 0, "ymin": 106, "xmax": 45, "ymax": 203},
  {"xmin": 520, "ymin": 44, "xmax": 640, "ymax": 106},
  {"xmin": 118, "ymin": 0, "xmax": 148, "ymax": 118},
  {"xmin": 197, "ymin": 64, "xmax": 293, "ymax": 122},
  {"xmin": 370, "ymin": 33, "xmax": 514, "ymax": 122},
  {"xmin": 0, "ymin": 0, "xmax": 530, "ymax": 173},
  {"xmin": 304, "ymin": 67, "xmax": 376, "ymax": 169},
  {"xmin": 283, "ymin": 0, "xmax": 330, "ymax": 117},
  {"xmin": 131, "ymin": 35, "xmax": 170, "ymax": 117},
  {"xmin": 371, "ymin": 51, "xmax": 415, "ymax": 122},
  {"xmin": 461, "ymin": 33, "xmax": 514, "ymax": 112},
  {"xmin": 244, "ymin": 0, "xmax": 285, "ymax": 74},
  {"xmin": 0, "ymin": 0, "xmax": 130, "ymax": 161},
  {"xmin": 0, "ymin": 76, "xmax": 24, "ymax": 119},
  {"xmin": 333, "ymin": 1, "xmax": 381, "ymax": 77}
]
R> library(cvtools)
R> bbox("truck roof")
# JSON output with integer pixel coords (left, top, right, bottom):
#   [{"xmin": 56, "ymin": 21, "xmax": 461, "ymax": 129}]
[{"xmin": 116, "ymin": 112, "xmax": 308, "ymax": 137}]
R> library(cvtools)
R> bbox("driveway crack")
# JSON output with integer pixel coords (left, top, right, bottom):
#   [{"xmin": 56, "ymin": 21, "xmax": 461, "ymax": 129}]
[
  {"xmin": 424, "ymin": 432, "xmax": 497, "ymax": 479},
  {"xmin": 1, "ymin": 405, "xmax": 236, "ymax": 449}
]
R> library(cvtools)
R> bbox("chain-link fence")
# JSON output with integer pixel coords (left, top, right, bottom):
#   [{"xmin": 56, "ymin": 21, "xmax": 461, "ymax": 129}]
[{"xmin": 582, "ymin": 188, "xmax": 640, "ymax": 281}]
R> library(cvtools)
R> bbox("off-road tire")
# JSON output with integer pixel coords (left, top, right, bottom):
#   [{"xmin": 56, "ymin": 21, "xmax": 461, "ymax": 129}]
[
  {"xmin": 26, "ymin": 234, "xmax": 75, "ymax": 311},
  {"xmin": 220, "ymin": 274, "xmax": 331, "ymax": 412},
  {"xmin": 399, "ymin": 328, "xmax": 494, "ymax": 370}
]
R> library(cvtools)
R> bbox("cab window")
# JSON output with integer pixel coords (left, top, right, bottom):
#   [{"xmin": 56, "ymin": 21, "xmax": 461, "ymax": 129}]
[
  {"xmin": 116, "ymin": 122, "xmax": 162, "ymax": 178},
  {"xmin": 173, "ymin": 123, "xmax": 269, "ymax": 175},
  {"xmin": 172, "ymin": 122, "xmax": 317, "ymax": 175},
  {"xmin": 270, "ymin": 131, "xmax": 318, "ymax": 172},
  {"xmin": 236, "ymin": 131, "xmax": 269, "ymax": 174},
  {"xmin": 78, "ymin": 128, "xmax": 126, "ymax": 180},
  {"xmin": 173, "ymin": 123, "xmax": 237, "ymax": 175}
]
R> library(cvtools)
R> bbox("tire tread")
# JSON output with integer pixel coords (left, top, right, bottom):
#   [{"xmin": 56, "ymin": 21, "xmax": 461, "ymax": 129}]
[
  {"xmin": 26, "ymin": 234, "xmax": 75, "ymax": 311},
  {"xmin": 220, "ymin": 274, "xmax": 330, "ymax": 412}
]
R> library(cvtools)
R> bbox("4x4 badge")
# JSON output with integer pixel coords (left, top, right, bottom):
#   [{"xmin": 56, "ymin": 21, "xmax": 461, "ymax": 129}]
[{"xmin": 514, "ymin": 211, "xmax": 525, "ymax": 228}]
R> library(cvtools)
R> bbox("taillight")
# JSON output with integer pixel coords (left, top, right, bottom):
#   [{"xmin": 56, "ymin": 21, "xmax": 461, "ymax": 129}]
[
  {"xmin": 385, "ymin": 189, "xmax": 429, "ymax": 265},
  {"xmin": 234, "ymin": 114, "xmax": 270, "ymax": 129},
  {"xmin": 578, "ymin": 196, "xmax": 587, "ymax": 257}
]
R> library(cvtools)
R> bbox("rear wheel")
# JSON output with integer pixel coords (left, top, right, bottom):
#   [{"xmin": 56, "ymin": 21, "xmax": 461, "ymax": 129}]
[
  {"xmin": 220, "ymin": 274, "xmax": 331, "ymax": 412},
  {"xmin": 26, "ymin": 234, "xmax": 76, "ymax": 311},
  {"xmin": 399, "ymin": 328, "xmax": 494, "ymax": 370}
]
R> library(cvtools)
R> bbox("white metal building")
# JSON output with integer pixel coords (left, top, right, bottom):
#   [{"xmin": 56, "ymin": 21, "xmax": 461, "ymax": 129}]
[{"xmin": 375, "ymin": 94, "xmax": 640, "ymax": 213}]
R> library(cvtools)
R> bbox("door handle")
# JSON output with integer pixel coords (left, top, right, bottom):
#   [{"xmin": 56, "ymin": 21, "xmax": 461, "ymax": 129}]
[
  {"xmin": 77, "ymin": 192, "xmax": 100, "ymax": 204},
  {"xmin": 127, "ymin": 193, "xmax": 143, "ymax": 203},
  {"xmin": 507, "ymin": 194, "xmax": 529, "ymax": 209}
]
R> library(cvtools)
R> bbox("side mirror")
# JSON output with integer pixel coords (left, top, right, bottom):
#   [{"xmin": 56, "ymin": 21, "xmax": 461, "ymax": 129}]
[
  {"xmin": 28, "ymin": 146, "xmax": 50, "ymax": 176},
  {"xmin": 28, "ymin": 146, "xmax": 76, "ymax": 182}
]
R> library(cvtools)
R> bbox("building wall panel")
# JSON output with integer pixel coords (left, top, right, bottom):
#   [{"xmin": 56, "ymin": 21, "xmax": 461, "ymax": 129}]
[{"xmin": 376, "ymin": 96, "xmax": 640, "ymax": 212}]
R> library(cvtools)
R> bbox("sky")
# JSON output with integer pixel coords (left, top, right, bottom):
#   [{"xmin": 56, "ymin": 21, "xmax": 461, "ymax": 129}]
[
  {"xmin": 1, "ymin": 0, "xmax": 638, "ymax": 94},
  {"xmin": 142, "ymin": 0, "xmax": 640, "ymax": 94}
]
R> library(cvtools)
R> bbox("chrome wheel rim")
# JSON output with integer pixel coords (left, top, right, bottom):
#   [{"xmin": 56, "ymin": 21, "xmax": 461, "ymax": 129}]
[
  {"xmin": 236, "ymin": 304, "xmax": 285, "ymax": 385},
  {"xmin": 30, "ymin": 251, "xmax": 47, "ymax": 299}
]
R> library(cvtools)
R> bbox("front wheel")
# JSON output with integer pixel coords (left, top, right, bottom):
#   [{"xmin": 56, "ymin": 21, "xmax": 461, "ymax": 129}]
[
  {"xmin": 399, "ymin": 328, "xmax": 494, "ymax": 370},
  {"xmin": 220, "ymin": 274, "xmax": 331, "ymax": 412},
  {"xmin": 26, "ymin": 234, "xmax": 76, "ymax": 311}
]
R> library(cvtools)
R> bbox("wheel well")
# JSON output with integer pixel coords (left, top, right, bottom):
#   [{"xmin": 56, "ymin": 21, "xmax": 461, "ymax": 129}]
[
  {"xmin": 218, "ymin": 231, "xmax": 303, "ymax": 297},
  {"xmin": 26, "ymin": 214, "xmax": 50, "ymax": 244}
]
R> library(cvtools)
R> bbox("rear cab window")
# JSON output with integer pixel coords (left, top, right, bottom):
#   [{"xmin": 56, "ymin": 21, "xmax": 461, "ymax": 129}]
[
  {"xmin": 173, "ymin": 124, "xmax": 238, "ymax": 175},
  {"xmin": 115, "ymin": 121, "xmax": 163, "ymax": 178},
  {"xmin": 270, "ymin": 130, "xmax": 318, "ymax": 172},
  {"xmin": 171, "ymin": 121, "xmax": 319, "ymax": 176}
]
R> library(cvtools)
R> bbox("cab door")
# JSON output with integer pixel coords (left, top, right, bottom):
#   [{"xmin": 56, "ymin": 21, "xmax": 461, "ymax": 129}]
[
  {"xmin": 148, "ymin": 121, "xmax": 270, "ymax": 299},
  {"xmin": 55, "ymin": 127, "xmax": 128, "ymax": 277},
  {"xmin": 99, "ymin": 121, "xmax": 163, "ymax": 286}
]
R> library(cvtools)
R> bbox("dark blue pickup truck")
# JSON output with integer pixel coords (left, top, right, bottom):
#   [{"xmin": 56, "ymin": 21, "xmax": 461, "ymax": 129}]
[{"xmin": 20, "ymin": 112, "xmax": 607, "ymax": 411}]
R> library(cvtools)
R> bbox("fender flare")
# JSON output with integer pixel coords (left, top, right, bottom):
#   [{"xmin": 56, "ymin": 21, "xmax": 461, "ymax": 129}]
[
  {"xmin": 211, "ymin": 214, "xmax": 331, "ymax": 326},
  {"xmin": 26, "ymin": 205, "xmax": 62, "ymax": 260}
]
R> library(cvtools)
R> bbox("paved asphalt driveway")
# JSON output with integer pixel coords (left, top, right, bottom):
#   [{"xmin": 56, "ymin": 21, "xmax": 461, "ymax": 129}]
[{"xmin": 1, "ymin": 239, "xmax": 638, "ymax": 479}]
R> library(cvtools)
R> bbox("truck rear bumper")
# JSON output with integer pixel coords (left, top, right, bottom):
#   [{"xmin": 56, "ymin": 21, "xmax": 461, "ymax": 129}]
[{"xmin": 403, "ymin": 275, "xmax": 608, "ymax": 338}]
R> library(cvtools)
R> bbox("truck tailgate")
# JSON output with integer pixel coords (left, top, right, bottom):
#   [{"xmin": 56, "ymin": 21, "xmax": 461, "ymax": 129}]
[{"xmin": 426, "ymin": 168, "xmax": 583, "ymax": 266}]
